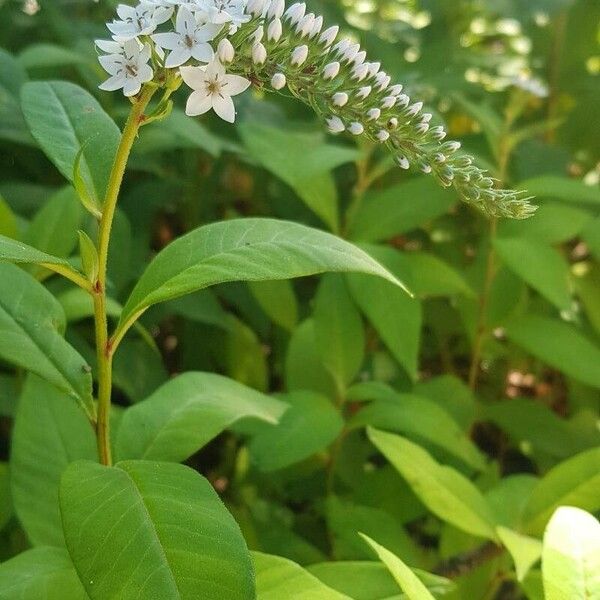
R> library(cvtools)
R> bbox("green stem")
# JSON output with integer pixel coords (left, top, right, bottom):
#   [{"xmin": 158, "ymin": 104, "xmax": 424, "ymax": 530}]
[{"xmin": 93, "ymin": 86, "xmax": 156, "ymax": 466}]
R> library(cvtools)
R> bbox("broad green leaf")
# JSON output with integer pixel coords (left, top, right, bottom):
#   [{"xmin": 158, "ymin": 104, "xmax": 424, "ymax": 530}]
[
  {"xmin": 0, "ymin": 233, "xmax": 70, "ymax": 267},
  {"xmin": 249, "ymin": 391, "xmax": 343, "ymax": 472},
  {"xmin": 523, "ymin": 447, "xmax": 600, "ymax": 534},
  {"xmin": 240, "ymin": 124, "xmax": 358, "ymax": 231},
  {"xmin": 285, "ymin": 319, "xmax": 338, "ymax": 398},
  {"xmin": 505, "ymin": 315, "xmax": 600, "ymax": 389},
  {"xmin": 494, "ymin": 238, "xmax": 572, "ymax": 311},
  {"xmin": 18, "ymin": 44, "xmax": 86, "ymax": 70},
  {"xmin": 11, "ymin": 376, "xmax": 96, "ymax": 547},
  {"xmin": 248, "ymin": 279, "xmax": 298, "ymax": 331},
  {"xmin": 0, "ymin": 547, "xmax": 87, "ymax": 600},
  {"xmin": 118, "ymin": 218, "xmax": 402, "ymax": 340},
  {"xmin": 347, "ymin": 246, "xmax": 421, "ymax": 379},
  {"xmin": 60, "ymin": 460, "xmax": 255, "ymax": 600},
  {"xmin": 349, "ymin": 391, "xmax": 485, "ymax": 471},
  {"xmin": 309, "ymin": 562, "xmax": 454, "ymax": 600},
  {"xmin": 348, "ymin": 178, "xmax": 456, "ymax": 242},
  {"xmin": 0, "ymin": 197, "xmax": 17, "ymax": 238},
  {"xmin": 167, "ymin": 290, "xmax": 230, "ymax": 329},
  {"xmin": 497, "ymin": 526, "xmax": 542, "ymax": 582},
  {"xmin": 21, "ymin": 81, "xmax": 121, "ymax": 204},
  {"xmin": 115, "ymin": 371, "xmax": 286, "ymax": 462},
  {"xmin": 367, "ymin": 428, "xmax": 499, "ymax": 540},
  {"xmin": 0, "ymin": 263, "xmax": 93, "ymax": 413},
  {"xmin": 403, "ymin": 252, "xmax": 474, "ymax": 298},
  {"xmin": 542, "ymin": 507, "xmax": 600, "ymax": 600},
  {"xmin": 0, "ymin": 48, "xmax": 32, "ymax": 145},
  {"xmin": 360, "ymin": 534, "xmax": 435, "ymax": 600},
  {"xmin": 253, "ymin": 552, "xmax": 351, "ymax": 599},
  {"xmin": 314, "ymin": 274, "xmax": 365, "ymax": 392},
  {"xmin": 518, "ymin": 176, "xmax": 600, "ymax": 206}
]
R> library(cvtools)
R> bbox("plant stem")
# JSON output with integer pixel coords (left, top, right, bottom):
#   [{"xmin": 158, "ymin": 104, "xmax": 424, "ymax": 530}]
[{"xmin": 93, "ymin": 86, "xmax": 156, "ymax": 466}]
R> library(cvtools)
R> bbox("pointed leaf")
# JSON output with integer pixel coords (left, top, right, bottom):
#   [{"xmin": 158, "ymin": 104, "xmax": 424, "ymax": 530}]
[
  {"xmin": 60, "ymin": 460, "xmax": 255, "ymax": 600},
  {"xmin": 0, "ymin": 233, "xmax": 70, "ymax": 266},
  {"xmin": 0, "ymin": 263, "xmax": 93, "ymax": 413},
  {"xmin": 497, "ymin": 526, "xmax": 542, "ymax": 582},
  {"xmin": 542, "ymin": 507, "xmax": 600, "ymax": 600},
  {"xmin": 367, "ymin": 428, "xmax": 499, "ymax": 541},
  {"xmin": 118, "ymin": 218, "xmax": 402, "ymax": 339},
  {"xmin": 115, "ymin": 372, "xmax": 286, "ymax": 462}
]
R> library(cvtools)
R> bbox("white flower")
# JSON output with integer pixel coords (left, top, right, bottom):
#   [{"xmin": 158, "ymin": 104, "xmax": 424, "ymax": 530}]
[
  {"xmin": 107, "ymin": 2, "xmax": 172, "ymax": 42},
  {"xmin": 152, "ymin": 7, "xmax": 221, "ymax": 68},
  {"xmin": 181, "ymin": 59, "xmax": 251, "ymax": 122},
  {"xmin": 195, "ymin": 0, "xmax": 250, "ymax": 28},
  {"xmin": 271, "ymin": 73, "xmax": 286, "ymax": 89},
  {"xmin": 98, "ymin": 39, "xmax": 154, "ymax": 97}
]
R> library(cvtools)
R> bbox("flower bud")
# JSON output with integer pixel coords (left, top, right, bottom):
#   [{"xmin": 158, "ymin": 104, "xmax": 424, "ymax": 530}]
[
  {"xmin": 416, "ymin": 122, "xmax": 429, "ymax": 134},
  {"xmin": 252, "ymin": 42, "xmax": 267, "ymax": 65},
  {"xmin": 381, "ymin": 96, "xmax": 397, "ymax": 109},
  {"xmin": 252, "ymin": 25, "xmax": 264, "ymax": 43},
  {"xmin": 431, "ymin": 126, "xmax": 446, "ymax": 140},
  {"xmin": 217, "ymin": 38, "xmax": 235, "ymax": 63},
  {"xmin": 351, "ymin": 63, "xmax": 369, "ymax": 81},
  {"xmin": 442, "ymin": 140, "xmax": 461, "ymax": 153},
  {"xmin": 406, "ymin": 101, "xmax": 423, "ymax": 117},
  {"xmin": 420, "ymin": 162, "xmax": 432, "ymax": 174},
  {"xmin": 248, "ymin": 0, "xmax": 267, "ymax": 17},
  {"xmin": 291, "ymin": 44, "xmax": 309, "ymax": 66},
  {"xmin": 319, "ymin": 25, "xmax": 339, "ymax": 47},
  {"xmin": 285, "ymin": 2, "xmax": 306, "ymax": 24},
  {"xmin": 342, "ymin": 43, "xmax": 360, "ymax": 63},
  {"xmin": 376, "ymin": 129, "xmax": 390, "ymax": 142},
  {"xmin": 327, "ymin": 116, "xmax": 345, "ymax": 133},
  {"xmin": 271, "ymin": 72, "xmax": 287, "ymax": 89},
  {"xmin": 333, "ymin": 38, "xmax": 351, "ymax": 54},
  {"xmin": 353, "ymin": 50, "xmax": 367, "ymax": 66},
  {"xmin": 349, "ymin": 122, "xmax": 364, "ymax": 135},
  {"xmin": 323, "ymin": 62, "xmax": 340, "ymax": 79},
  {"xmin": 367, "ymin": 107, "xmax": 381, "ymax": 120},
  {"xmin": 332, "ymin": 92, "xmax": 348, "ymax": 107},
  {"xmin": 267, "ymin": 0, "xmax": 285, "ymax": 19},
  {"xmin": 387, "ymin": 117, "xmax": 399, "ymax": 129},
  {"xmin": 388, "ymin": 84, "xmax": 403, "ymax": 96},
  {"xmin": 395, "ymin": 156, "xmax": 410, "ymax": 170},
  {"xmin": 397, "ymin": 94, "xmax": 410, "ymax": 108},
  {"xmin": 267, "ymin": 18, "xmax": 282, "ymax": 42},
  {"xmin": 310, "ymin": 16, "xmax": 323, "ymax": 38},
  {"xmin": 357, "ymin": 86, "xmax": 372, "ymax": 99},
  {"xmin": 296, "ymin": 13, "xmax": 316, "ymax": 37},
  {"xmin": 367, "ymin": 62, "xmax": 381, "ymax": 77},
  {"xmin": 421, "ymin": 113, "xmax": 433, "ymax": 123}
]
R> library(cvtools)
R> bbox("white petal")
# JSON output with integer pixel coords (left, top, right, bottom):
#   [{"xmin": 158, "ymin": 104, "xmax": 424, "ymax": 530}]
[
  {"xmin": 223, "ymin": 74, "xmax": 251, "ymax": 96},
  {"xmin": 195, "ymin": 23, "xmax": 223, "ymax": 42},
  {"xmin": 99, "ymin": 74, "xmax": 126, "ymax": 92},
  {"xmin": 190, "ymin": 43, "xmax": 214, "ymax": 63},
  {"xmin": 212, "ymin": 93, "xmax": 236, "ymax": 123},
  {"xmin": 116, "ymin": 4, "xmax": 134, "ymax": 20},
  {"xmin": 138, "ymin": 64, "xmax": 154, "ymax": 83},
  {"xmin": 177, "ymin": 5, "xmax": 196, "ymax": 33},
  {"xmin": 151, "ymin": 32, "xmax": 181, "ymax": 50},
  {"xmin": 166, "ymin": 46, "xmax": 192, "ymax": 68},
  {"xmin": 186, "ymin": 90, "xmax": 213, "ymax": 116},
  {"xmin": 123, "ymin": 78, "xmax": 142, "ymax": 97},
  {"xmin": 124, "ymin": 38, "xmax": 142, "ymax": 58},
  {"xmin": 98, "ymin": 55, "xmax": 124, "ymax": 75},
  {"xmin": 180, "ymin": 65, "xmax": 208, "ymax": 89},
  {"xmin": 95, "ymin": 39, "xmax": 122, "ymax": 53},
  {"xmin": 205, "ymin": 59, "xmax": 225, "ymax": 80},
  {"xmin": 153, "ymin": 6, "xmax": 174, "ymax": 24}
]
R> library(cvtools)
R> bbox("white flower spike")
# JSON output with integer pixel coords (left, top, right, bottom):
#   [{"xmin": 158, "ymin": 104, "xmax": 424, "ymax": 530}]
[
  {"xmin": 152, "ymin": 7, "xmax": 221, "ymax": 68},
  {"xmin": 99, "ymin": 39, "xmax": 154, "ymax": 97},
  {"xmin": 181, "ymin": 59, "xmax": 251, "ymax": 123}
]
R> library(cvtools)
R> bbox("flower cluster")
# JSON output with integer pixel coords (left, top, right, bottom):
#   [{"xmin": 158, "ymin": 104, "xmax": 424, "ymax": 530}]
[{"xmin": 96, "ymin": 0, "xmax": 535, "ymax": 218}]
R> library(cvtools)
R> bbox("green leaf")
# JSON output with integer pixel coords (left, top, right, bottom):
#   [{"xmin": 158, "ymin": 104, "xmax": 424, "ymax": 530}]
[
  {"xmin": 78, "ymin": 230, "xmax": 99, "ymax": 283},
  {"xmin": 11, "ymin": 376, "xmax": 96, "ymax": 547},
  {"xmin": 542, "ymin": 507, "xmax": 600, "ymax": 600},
  {"xmin": 248, "ymin": 279, "xmax": 298, "ymax": 331},
  {"xmin": 0, "ymin": 547, "xmax": 87, "ymax": 600},
  {"xmin": 253, "ymin": 552, "xmax": 351, "ymax": 599},
  {"xmin": 360, "ymin": 534, "xmax": 435, "ymax": 600},
  {"xmin": 115, "ymin": 371, "xmax": 286, "ymax": 462},
  {"xmin": 505, "ymin": 315, "xmax": 600, "ymax": 389},
  {"xmin": 497, "ymin": 527, "xmax": 542, "ymax": 582},
  {"xmin": 249, "ymin": 391, "xmax": 343, "ymax": 472},
  {"xmin": 349, "ymin": 390, "xmax": 485, "ymax": 471},
  {"xmin": 0, "ymin": 233, "xmax": 70, "ymax": 267},
  {"xmin": 367, "ymin": 428, "xmax": 499, "ymax": 541},
  {"xmin": 21, "ymin": 81, "xmax": 121, "ymax": 204},
  {"xmin": 518, "ymin": 176, "xmax": 600, "ymax": 206},
  {"xmin": 314, "ymin": 274, "xmax": 365, "ymax": 392},
  {"xmin": 347, "ymin": 178, "xmax": 456, "ymax": 242},
  {"xmin": 347, "ymin": 246, "xmax": 420, "ymax": 379},
  {"xmin": 0, "ymin": 263, "xmax": 93, "ymax": 413},
  {"xmin": 523, "ymin": 447, "xmax": 600, "ymax": 535},
  {"xmin": 118, "ymin": 218, "xmax": 402, "ymax": 340},
  {"xmin": 0, "ymin": 196, "xmax": 17, "ymax": 238},
  {"xmin": 240, "ymin": 124, "xmax": 359, "ymax": 231},
  {"xmin": 18, "ymin": 43, "xmax": 86, "ymax": 69},
  {"xmin": 309, "ymin": 562, "xmax": 454, "ymax": 600},
  {"xmin": 0, "ymin": 48, "xmax": 32, "ymax": 146},
  {"xmin": 403, "ymin": 252, "xmax": 475, "ymax": 298},
  {"xmin": 494, "ymin": 238, "xmax": 572, "ymax": 311},
  {"xmin": 60, "ymin": 460, "xmax": 255, "ymax": 600}
]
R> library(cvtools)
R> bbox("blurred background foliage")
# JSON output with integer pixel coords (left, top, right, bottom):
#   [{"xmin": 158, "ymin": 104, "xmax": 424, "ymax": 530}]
[{"xmin": 0, "ymin": 0, "xmax": 599, "ymax": 598}]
